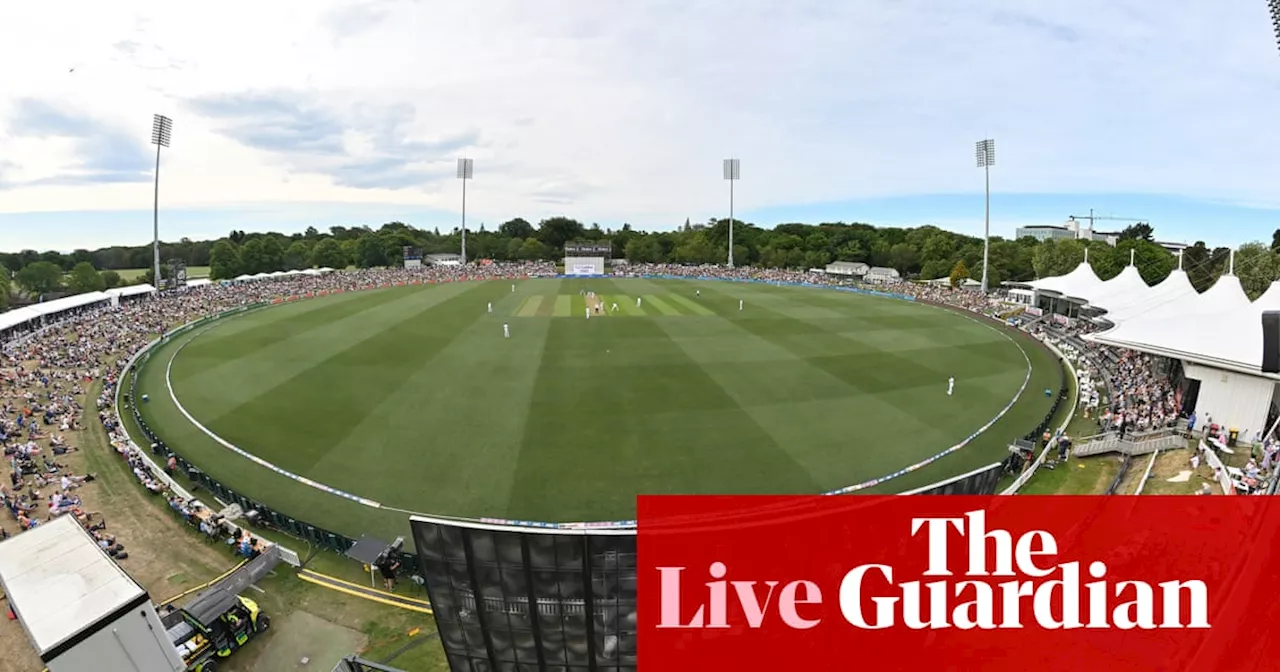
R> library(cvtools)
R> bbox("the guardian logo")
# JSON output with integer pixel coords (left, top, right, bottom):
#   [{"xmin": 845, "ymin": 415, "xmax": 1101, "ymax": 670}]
[{"xmin": 656, "ymin": 510, "xmax": 1209, "ymax": 631}]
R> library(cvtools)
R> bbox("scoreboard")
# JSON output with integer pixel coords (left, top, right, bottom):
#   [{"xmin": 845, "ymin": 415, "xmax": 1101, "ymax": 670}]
[
  {"xmin": 403, "ymin": 246, "xmax": 424, "ymax": 270},
  {"xmin": 564, "ymin": 242, "xmax": 612, "ymax": 259}
]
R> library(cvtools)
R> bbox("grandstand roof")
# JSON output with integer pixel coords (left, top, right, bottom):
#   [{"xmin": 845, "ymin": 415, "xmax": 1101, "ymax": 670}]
[
  {"xmin": 1191, "ymin": 274, "xmax": 1251, "ymax": 315},
  {"xmin": 1095, "ymin": 265, "xmax": 1148, "ymax": 305},
  {"xmin": 0, "ymin": 306, "xmax": 42, "ymax": 333},
  {"xmin": 26, "ymin": 291, "xmax": 110, "ymax": 317},
  {"xmin": 1089, "ymin": 273, "xmax": 1268, "ymax": 375},
  {"xmin": 1027, "ymin": 260, "xmax": 1104, "ymax": 299},
  {"xmin": 1099, "ymin": 268, "xmax": 1196, "ymax": 323},
  {"xmin": 106, "ymin": 284, "xmax": 155, "ymax": 297}
]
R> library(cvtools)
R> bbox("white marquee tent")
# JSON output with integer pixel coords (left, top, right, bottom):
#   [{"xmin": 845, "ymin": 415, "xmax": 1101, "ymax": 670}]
[
  {"xmin": 1027, "ymin": 259, "xmax": 1105, "ymax": 301},
  {"xmin": 1097, "ymin": 269, "xmax": 1196, "ymax": 324},
  {"xmin": 1025, "ymin": 250, "xmax": 1280, "ymax": 436}
]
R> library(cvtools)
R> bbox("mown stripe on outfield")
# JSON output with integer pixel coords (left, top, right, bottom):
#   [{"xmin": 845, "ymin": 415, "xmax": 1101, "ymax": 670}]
[
  {"xmin": 665, "ymin": 294, "xmax": 714, "ymax": 316},
  {"xmin": 507, "ymin": 314, "xmax": 819, "ymax": 521},
  {"xmin": 642, "ymin": 295, "xmax": 680, "ymax": 316},
  {"xmin": 604, "ymin": 296, "xmax": 640, "ymax": 316},
  {"xmin": 192, "ymin": 282, "xmax": 503, "ymax": 474},
  {"xmin": 517, "ymin": 296, "xmax": 543, "ymax": 317},
  {"xmin": 553, "ymin": 295, "xmax": 571, "ymax": 317}
]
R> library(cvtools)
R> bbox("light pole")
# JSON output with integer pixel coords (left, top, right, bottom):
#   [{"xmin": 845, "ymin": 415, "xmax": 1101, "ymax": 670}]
[
  {"xmin": 457, "ymin": 158, "xmax": 473, "ymax": 264},
  {"xmin": 150, "ymin": 114, "xmax": 172, "ymax": 291},
  {"xmin": 723, "ymin": 158, "xmax": 740, "ymax": 268},
  {"xmin": 975, "ymin": 139, "xmax": 995, "ymax": 293}
]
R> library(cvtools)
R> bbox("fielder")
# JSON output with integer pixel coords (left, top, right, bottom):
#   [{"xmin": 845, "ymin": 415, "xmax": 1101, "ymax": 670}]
[
  {"xmin": 487, "ymin": 302, "xmax": 493, "ymax": 314},
  {"xmin": 611, "ymin": 302, "xmax": 618, "ymax": 312},
  {"xmin": 511, "ymin": 284, "xmax": 515, "ymax": 292},
  {"xmin": 636, "ymin": 297, "xmax": 642, "ymax": 307},
  {"xmin": 739, "ymin": 299, "xmax": 744, "ymax": 311},
  {"xmin": 586, "ymin": 307, "xmax": 591, "ymax": 320},
  {"xmin": 947, "ymin": 376, "xmax": 955, "ymax": 396},
  {"xmin": 503, "ymin": 323, "xmax": 510, "ymax": 338},
  {"xmin": 696, "ymin": 290, "xmax": 701, "ymax": 297}
]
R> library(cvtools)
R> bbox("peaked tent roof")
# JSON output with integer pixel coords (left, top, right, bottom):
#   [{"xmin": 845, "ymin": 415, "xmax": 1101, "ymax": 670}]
[
  {"xmin": 1090, "ymin": 274, "xmax": 1266, "ymax": 373},
  {"xmin": 1253, "ymin": 280, "xmax": 1280, "ymax": 310},
  {"xmin": 1190, "ymin": 274, "xmax": 1251, "ymax": 316},
  {"xmin": 1089, "ymin": 265, "xmax": 1150, "ymax": 310},
  {"xmin": 1101, "ymin": 269, "xmax": 1197, "ymax": 324},
  {"xmin": 1029, "ymin": 261, "xmax": 1105, "ymax": 299}
]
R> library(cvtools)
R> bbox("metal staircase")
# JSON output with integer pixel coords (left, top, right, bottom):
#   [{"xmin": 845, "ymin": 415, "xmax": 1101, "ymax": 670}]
[{"xmin": 1072, "ymin": 429, "xmax": 1186, "ymax": 457}]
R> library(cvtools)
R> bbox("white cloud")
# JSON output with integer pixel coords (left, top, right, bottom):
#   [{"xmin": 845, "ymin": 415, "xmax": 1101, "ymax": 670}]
[{"xmin": 0, "ymin": 0, "xmax": 1278, "ymax": 234}]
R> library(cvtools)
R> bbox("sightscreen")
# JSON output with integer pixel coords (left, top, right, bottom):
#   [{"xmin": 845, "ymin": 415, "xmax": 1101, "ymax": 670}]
[{"xmin": 411, "ymin": 517, "xmax": 637, "ymax": 672}]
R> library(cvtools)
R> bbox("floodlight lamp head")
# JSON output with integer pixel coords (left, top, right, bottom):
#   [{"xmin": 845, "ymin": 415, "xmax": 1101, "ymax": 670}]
[
  {"xmin": 1270, "ymin": 0, "xmax": 1280, "ymax": 48},
  {"xmin": 151, "ymin": 114, "xmax": 173, "ymax": 147},
  {"xmin": 975, "ymin": 139, "xmax": 995, "ymax": 168},
  {"xmin": 723, "ymin": 158, "xmax": 740, "ymax": 181},
  {"xmin": 456, "ymin": 158, "xmax": 473, "ymax": 180}
]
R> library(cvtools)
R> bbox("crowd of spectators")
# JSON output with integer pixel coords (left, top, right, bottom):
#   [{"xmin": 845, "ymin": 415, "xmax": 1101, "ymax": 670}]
[{"xmin": 0, "ymin": 261, "xmax": 554, "ymax": 558}]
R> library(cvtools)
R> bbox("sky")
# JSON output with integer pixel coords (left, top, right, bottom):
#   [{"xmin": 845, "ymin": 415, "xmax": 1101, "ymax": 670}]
[{"xmin": 1, "ymin": 0, "xmax": 1279, "ymax": 253}]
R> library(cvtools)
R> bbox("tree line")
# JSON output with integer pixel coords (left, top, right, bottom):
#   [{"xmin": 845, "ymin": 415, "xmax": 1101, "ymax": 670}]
[{"xmin": 0, "ymin": 216, "xmax": 1273, "ymax": 310}]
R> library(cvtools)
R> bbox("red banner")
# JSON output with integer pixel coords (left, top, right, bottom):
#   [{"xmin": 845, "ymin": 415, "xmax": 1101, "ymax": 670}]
[{"xmin": 638, "ymin": 496, "xmax": 1280, "ymax": 671}]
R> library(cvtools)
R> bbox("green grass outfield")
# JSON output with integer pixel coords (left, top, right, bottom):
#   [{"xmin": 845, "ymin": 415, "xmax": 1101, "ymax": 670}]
[{"xmin": 133, "ymin": 278, "xmax": 1061, "ymax": 542}]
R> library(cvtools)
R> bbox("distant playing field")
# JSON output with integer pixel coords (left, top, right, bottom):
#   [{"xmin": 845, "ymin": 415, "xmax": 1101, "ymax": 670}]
[{"xmin": 133, "ymin": 278, "xmax": 1060, "ymax": 541}]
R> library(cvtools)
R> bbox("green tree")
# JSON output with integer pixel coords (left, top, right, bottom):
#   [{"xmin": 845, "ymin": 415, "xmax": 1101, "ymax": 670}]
[
  {"xmin": 1084, "ymin": 241, "xmax": 1122, "ymax": 280},
  {"xmin": 16, "ymin": 261, "xmax": 63, "ymax": 297},
  {"xmin": 284, "ymin": 240, "xmax": 311, "ymax": 270},
  {"xmin": 535, "ymin": 217, "xmax": 586, "ymax": 251},
  {"xmin": 354, "ymin": 234, "xmax": 388, "ymax": 268},
  {"xmin": 101, "ymin": 270, "xmax": 122, "ymax": 289},
  {"xmin": 835, "ymin": 240, "xmax": 867, "ymax": 262},
  {"xmin": 673, "ymin": 232, "xmax": 718, "ymax": 265},
  {"xmin": 259, "ymin": 236, "xmax": 285, "ymax": 272},
  {"xmin": 67, "ymin": 261, "xmax": 105, "ymax": 293},
  {"xmin": 309, "ymin": 238, "xmax": 347, "ymax": 269},
  {"xmin": 949, "ymin": 260, "xmax": 970, "ymax": 288},
  {"xmin": 889, "ymin": 243, "xmax": 920, "ymax": 275},
  {"xmin": 238, "ymin": 237, "xmax": 286, "ymax": 274},
  {"xmin": 506, "ymin": 238, "xmax": 525, "ymax": 260},
  {"xmin": 1119, "ymin": 222, "xmax": 1154, "ymax": 242},
  {"xmin": 1233, "ymin": 242, "xmax": 1279, "ymax": 299},
  {"xmin": 499, "ymin": 218, "xmax": 536, "ymax": 240},
  {"xmin": 0, "ymin": 271, "xmax": 9, "ymax": 311},
  {"xmin": 208, "ymin": 240, "xmax": 243, "ymax": 279},
  {"xmin": 1116, "ymin": 239, "xmax": 1175, "ymax": 285},
  {"xmin": 920, "ymin": 259, "xmax": 952, "ymax": 280},
  {"xmin": 518, "ymin": 237, "xmax": 548, "ymax": 260},
  {"xmin": 624, "ymin": 237, "xmax": 662, "ymax": 263},
  {"xmin": 139, "ymin": 266, "xmax": 168, "ymax": 287},
  {"xmin": 1032, "ymin": 239, "xmax": 1084, "ymax": 278}
]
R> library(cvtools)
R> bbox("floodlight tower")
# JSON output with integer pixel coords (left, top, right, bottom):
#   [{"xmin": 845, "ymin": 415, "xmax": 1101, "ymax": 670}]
[
  {"xmin": 723, "ymin": 158, "xmax": 740, "ymax": 268},
  {"xmin": 457, "ymin": 158, "xmax": 473, "ymax": 264},
  {"xmin": 975, "ymin": 139, "xmax": 995, "ymax": 293},
  {"xmin": 150, "ymin": 114, "xmax": 173, "ymax": 292}
]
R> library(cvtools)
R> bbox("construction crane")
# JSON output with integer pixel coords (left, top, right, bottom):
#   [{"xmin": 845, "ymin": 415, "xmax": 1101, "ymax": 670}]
[{"xmin": 1067, "ymin": 209, "xmax": 1149, "ymax": 232}]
